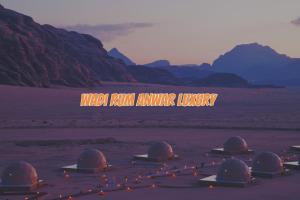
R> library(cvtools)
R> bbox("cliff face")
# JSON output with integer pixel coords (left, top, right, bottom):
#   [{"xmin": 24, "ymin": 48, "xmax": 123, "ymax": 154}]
[{"xmin": 0, "ymin": 5, "xmax": 135, "ymax": 87}]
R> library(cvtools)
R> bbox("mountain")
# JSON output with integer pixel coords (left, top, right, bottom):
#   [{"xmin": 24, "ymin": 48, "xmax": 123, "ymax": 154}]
[
  {"xmin": 192, "ymin": 73, "xmax": 251, "ymax": 87},
  {"xmin": 125, "ymin": 65, "xmax": 181, "ymax": 85},
  {"xmin": 212, "ymin": 43, "xmax": 300, "ymax": 85},
  {"xmin": 145, "ymin": 60, "xmax": 170, "ymax": 67},
  {"xmin": 108, "ymin": 48, "xmax": 136, "ymax": 66},
  {"xmin": 152, "ymin": 64, "xmax": 213, "ymax": 81},
  {"xmin": 0, "ymin": 5, "xmax": 135, "ymax": 87}
]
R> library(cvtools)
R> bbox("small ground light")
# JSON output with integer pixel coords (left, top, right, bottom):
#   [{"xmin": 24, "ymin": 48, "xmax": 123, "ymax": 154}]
[
  {"xmin": 124, "ymin": 176, "xmax": 128, "ymax": 182},
  {"xmin": 126, "ymin": 186, "xmax": 133, "ymax": 192},
  {"xmin": 134, "ymin": 178, "xmax": 141, "ymax": 184},
  {"xmin": 171, "ymin": 173, "xmax": 176, "ymax": 178},
  {"xmin": 98, "ymin": 190, "xmax": 105, "ymax": 196},
  {"xmin": 209, "ymin": 185, "xmax": 214, "ymax": 189},
  {"xmin": 192, "ymin": 171, "xmax": 198, "ymax": 176}
]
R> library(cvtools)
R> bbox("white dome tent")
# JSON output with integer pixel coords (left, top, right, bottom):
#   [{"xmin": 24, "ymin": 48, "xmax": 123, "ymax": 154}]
[
  {"xmin": 62, "ymin": 148, "xmax": 111, "ymax": 173},
  {"xmin": 252, "ymin": 151, "xmax": 286, "ymax": 177},
  {"xmin": 199, "ymin": 158, "xmax": 253, "ymax": 187},
  {"xmin": 0, "ymin": 161, "xmax": 41, "ymax": 191},
  {"xmin": 134, "ymin": 141, "xmax": 178, "ymax": 162},
  {"xmin": 211, "ymin": 136, "xmax": 254, "ymax": 155}
]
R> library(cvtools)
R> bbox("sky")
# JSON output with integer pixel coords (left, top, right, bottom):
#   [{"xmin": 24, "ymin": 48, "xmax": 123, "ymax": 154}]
[{"xmin": 1, "ymin": 0, "xmax": 300, "ymax": 65}]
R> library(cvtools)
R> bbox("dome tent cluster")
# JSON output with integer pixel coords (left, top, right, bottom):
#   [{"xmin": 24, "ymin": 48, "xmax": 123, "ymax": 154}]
[
  {"xmin": 199, "ymin": 136, "xmax": 293, "ymax": 187},
  {"xmin": 0, "ymin": 136, "xmax": 299, "ymax": 194}
]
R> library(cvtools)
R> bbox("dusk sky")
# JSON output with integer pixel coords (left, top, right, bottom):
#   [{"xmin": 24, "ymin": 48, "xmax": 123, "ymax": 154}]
[{"xmin": 2, "ymin": 0, "xmax": 300, "ymax": 65}]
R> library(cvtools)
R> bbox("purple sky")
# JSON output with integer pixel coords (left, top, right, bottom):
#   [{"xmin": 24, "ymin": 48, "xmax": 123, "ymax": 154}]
[{"xmin": 2, "ymin": 0, "xmax": 300, "ymax": 65}]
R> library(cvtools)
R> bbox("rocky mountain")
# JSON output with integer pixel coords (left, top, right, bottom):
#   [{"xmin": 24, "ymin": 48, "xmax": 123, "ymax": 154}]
[
  {"xmin": 157, "ymin": 63, "xmax": 213, "ymax": 80},
  {"xmin": 0, "ymin": 5, "xmax": 135, "ymax": 87},
  {"xmin": 212, "ymin": 43, "xmax": 300, "ymax": 85},
  {"xmin": 1, "ymin": 5, "xmax": 294, "ymax": 88},
  {"xmin": 145, "ymin": 60, "xmax": 170, "ymax": 67},
  {"xmin": 125, "ymin": 65, "xmax": 181, "ymax": 85},
  {"xmin": 192, "ymin": 73, "xmax": 251, "ymax": 88},
  {"xmin": 108, "ymin": 48, "xmax": 136, "ymax": 66}
]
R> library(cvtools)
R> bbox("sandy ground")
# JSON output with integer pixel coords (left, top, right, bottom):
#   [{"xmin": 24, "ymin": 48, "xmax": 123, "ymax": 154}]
[
  {"xmin": 0, "ymin": 83, "xmax": 300, "ymax": 130},
  {"xmin": 0, "ymin": 84, "xmax": 300, "ymax": 200},
  {"xmin": 0, "ymin": 128, "xmax": 300, "ymax": 200}
]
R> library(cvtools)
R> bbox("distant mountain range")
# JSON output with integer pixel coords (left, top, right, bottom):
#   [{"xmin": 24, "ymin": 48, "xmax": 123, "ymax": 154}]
[
  {"xmin": 212, "ymin": 43, "xmax": 300, "ymax": 86},
  {"xmin": 125, "ymin": 65, "xmax": 180, "ymax": 85},
  {"xmin": 112, "ymin": 44, "xmax": 300, "ymax": 86},
  {"xmin": 144, "ymin": 60, "xmax": 170, "ymax": 67},
  {"xmin": 0, "ymin": 5, "xmax": 298, "ymax": 88},
  {"xmin": 192, "ymin": 73, "xmax": 251, "ymax": 88}
]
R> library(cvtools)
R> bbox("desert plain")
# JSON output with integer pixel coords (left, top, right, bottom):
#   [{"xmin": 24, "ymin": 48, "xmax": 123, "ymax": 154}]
[{"xmin": 0, "ymin": 83, "xmax": 300, "ymax": 200}]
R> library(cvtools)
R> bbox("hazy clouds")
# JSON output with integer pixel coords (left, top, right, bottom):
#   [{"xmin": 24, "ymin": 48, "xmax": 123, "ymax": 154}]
[
  {"xmin": 291, "ymin": 17, "xmax": 300, "ymax": 26},
  {"xmin": 62, "ymin": 23, "xmax": 155, "ymax": 42}
]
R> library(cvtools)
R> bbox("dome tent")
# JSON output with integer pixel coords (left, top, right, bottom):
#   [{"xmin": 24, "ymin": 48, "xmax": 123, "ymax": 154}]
[
  {"xmin": 148, "ymin": 141, "xmax": 174, "ymax": 162},
  {"xmin": 0, "ymin": 161, "xmax": 39, "ymax": 191},
  {"xmin": 224, "ymin": 136, "xmax": 249, "ymax": 153},
  {"xmin": 77, "ymin": 148, "xmax": 108, "ymax": 170},
  {"xmin": 217, "ymin": 158, "xmax": 251, "ymax": 183},
  {"xmin": 134, "ymin": 141, "xmax": 178, "ymax": 162},
  {"xmin": 211, "ymin": 136, "xmax": 254, "ymax": 155},
  {"xmin": 252, "ymin": 151, "xmax": 284, "ymax": 177},
  {"xmin": 199, "ymin": 158, "xmax": 253, "ymax": 187},
  {"xmin": 62, "ymin": 148, "xmax": 110, "ymax": 173}
]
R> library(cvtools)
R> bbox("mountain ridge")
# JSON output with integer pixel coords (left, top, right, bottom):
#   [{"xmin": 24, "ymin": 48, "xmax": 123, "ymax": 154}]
[
  {"xmin": 0, "ymin": 5, "xmax": 135, "ymax": 87},
  {"xmin": 108, "ymin": 48, "xmax": 136, "ymax": 66},
  {"xmin": 212, "ymin": 43, "xmax": 300, "ymax": 85}
]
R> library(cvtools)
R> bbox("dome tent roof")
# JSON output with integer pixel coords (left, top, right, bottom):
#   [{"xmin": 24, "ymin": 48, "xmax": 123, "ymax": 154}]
[
  {"xmin": 1, "ymin": 161, "xmax": 38, "ymax": 187},
  {"xmin": 148, "ymin": 141, "xmax": 174, "ymax": 162},
  {"xmin": 224, "ymin": 136, "xmax": 249, "ymax": 153},
  {"xmin": 77, "ymin": 148, "xmax": 108, "ymax": 170},
  {"xmin": 252, "ymin": 151, "xmax": 283, "ymax": 173},
  {"xmin": 217, "ymin": 158, "xmax": 251, "ymax": 183}
]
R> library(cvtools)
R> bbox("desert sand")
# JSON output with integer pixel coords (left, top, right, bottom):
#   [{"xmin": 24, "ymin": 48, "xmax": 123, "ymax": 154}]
[{"xmin": 0, "ymin": 83, "xmax": 300, "ymax": 200}]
